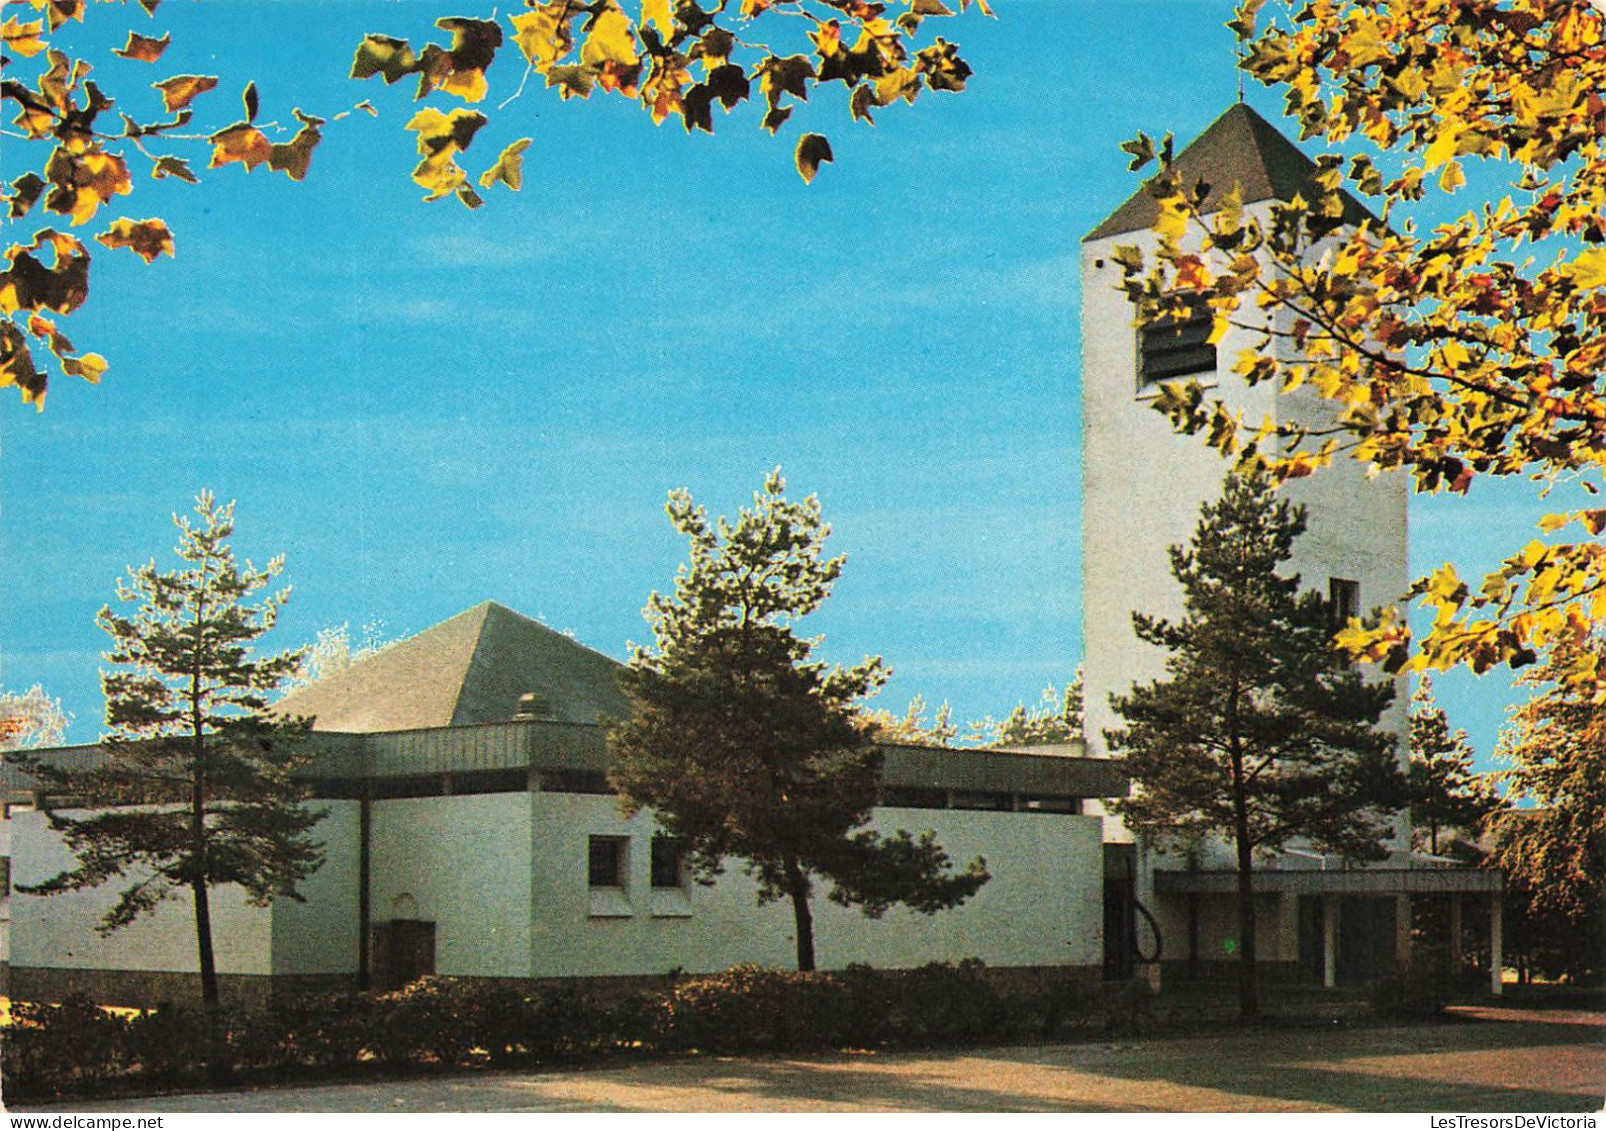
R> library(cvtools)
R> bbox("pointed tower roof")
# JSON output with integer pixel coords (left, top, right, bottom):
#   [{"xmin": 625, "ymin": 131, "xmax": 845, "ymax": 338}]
[
  {"xmin": 274, "ymin": 601, "xmax": 628, "ymax": 732},
  {"xmin": 1085, "ymin": 102, "xmax": 1371, "ymax": 242}
]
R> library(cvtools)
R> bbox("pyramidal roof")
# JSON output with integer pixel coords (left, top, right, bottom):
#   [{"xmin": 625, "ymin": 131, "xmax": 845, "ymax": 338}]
[
  {"xmin": 274, "ymin": 601, "xmax": 628, "ymax": 733},
  {"xmin": 1085, "ymin": 102, "xmax": 1372, "ymax": 242}
]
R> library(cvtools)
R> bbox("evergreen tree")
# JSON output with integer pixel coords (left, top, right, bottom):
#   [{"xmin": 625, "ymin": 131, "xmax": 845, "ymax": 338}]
[
  {"xmin": 972, "ymin": 667, "xmax": 1084, "ymax": 747},
  {"xmin": 1106, "ymin": 472, "xmax": 1401, "ymax": 1017},
  {"xmin": 0, "ymin": 684, "xmax": 70, "ymax": 750},
  {"xmin": 608, "ymin": 470, "xmax": 989, "ymax": 971},
  {"xmin": 859, "ymin": 695, "xmax": 961, "ymax": 747},
  {"xmin": 1408, "ymin": 674, "xmax": 1500, "ymax": 856},
  {"xmin": 9, "ymin": 493, "xmax": 322, "ymax": 1006},
  {"xmin": 1491, "ymin": 631, "xmax": 1606, "ymax": 928}
]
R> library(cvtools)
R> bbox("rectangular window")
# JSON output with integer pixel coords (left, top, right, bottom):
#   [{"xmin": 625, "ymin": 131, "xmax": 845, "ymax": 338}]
[
  {"xmin": 1138, "ymin": 293, "xmax": 1216, "ymax": 388},
  {"xmin": 650, "ymin": 836, "xmax": 686, "ymax": 889},
  {"xmin": 880, "ymin": 786, "xmax": 949, "ymax": 810},
  {"xmin": 587, "ymin": 836, "xmax": 627, "ymax": 889},
  {"xmin": 540, "ymin": 769, "xmax": 613, "ymax": 795},
  {"xmin": 951, "ymin": 790, "xmax": 1013, "ymax": 811},
  {"xmin": 1019, "ymin": 795, "xmax": 1083, "ymax": 814},
  {"xmin": 1329, "ymin": 577, "xmax": 1361, "ymax": 631}
]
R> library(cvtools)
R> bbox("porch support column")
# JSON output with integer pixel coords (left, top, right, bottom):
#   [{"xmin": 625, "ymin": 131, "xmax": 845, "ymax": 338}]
[
  {"xmin": 1394, "ymin": 893, "xmax": 1413, "ymax": 968},
  {"xmin": 1489, "ymin": 893, "xmax": 1504, "ymax": 997},
  {"xmin": 1278, "ymin": 892, "xmax": 1299, "ymax": 966},
  {"xmin": 1322, "ymin": 895, "xmax": 1338, "ymax": 988},
  {"xmin": 1448, "ymin": 896, "xmax": 1463, "ymax": 968}
]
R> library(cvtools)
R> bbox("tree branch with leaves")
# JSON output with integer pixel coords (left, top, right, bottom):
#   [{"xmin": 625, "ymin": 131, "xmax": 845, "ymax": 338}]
[
  {"xmin": 2, "ymin": 0, "xmax": 987, "ymax": 408},
  {"xmin": 1112, "ymin": 0, "xmax": 1606, "ymax": 695}
]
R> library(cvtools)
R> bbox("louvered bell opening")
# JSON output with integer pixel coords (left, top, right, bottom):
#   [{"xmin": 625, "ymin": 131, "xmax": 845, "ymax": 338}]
[{"xmin": 1139, "ymin": 296, "xmax": 1216, "ymax": 387}]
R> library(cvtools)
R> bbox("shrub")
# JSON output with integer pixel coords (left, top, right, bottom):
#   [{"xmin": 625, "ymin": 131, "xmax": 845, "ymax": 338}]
[
  {"xmin": 0, "ymin": 961, "xmax": 1088, "ymax": 1101},
  {"xmin": 2, "ymin": 995, "xmax": 133, "ymax": 1098},
  {"xmin": 655, "ymin": 965, "xmax": 857, "ymax": 1054},
  {"xmin": 881, "ymin": 960, "xmax": 1016, "ymax": 1046},
  {"xmin": 1370, "ymin": 958, "xmax": 1451, "ymax": 1020},
  {"xmin": 122, "ymin": 1003, "xmax": 211, "ymax": 1090},
  {"xmin": 269, "ymin": 992, "xmax": 376, "ymax": 1073}
]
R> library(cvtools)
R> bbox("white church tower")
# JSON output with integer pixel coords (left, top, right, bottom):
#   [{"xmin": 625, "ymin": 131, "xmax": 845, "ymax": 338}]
[
  {"xmin": 1079, "ymin": 104, "xmax": 1502, "ymax": 990},
  {"xmin": 1080, "ymin": 102, "xmax": 1409, "ymax": 771}
]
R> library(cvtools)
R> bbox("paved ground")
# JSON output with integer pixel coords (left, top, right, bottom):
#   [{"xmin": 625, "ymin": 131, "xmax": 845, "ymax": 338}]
[{"xmin": 12, "ymin": 1004, "xmax": 1604, "ymax": 1113}]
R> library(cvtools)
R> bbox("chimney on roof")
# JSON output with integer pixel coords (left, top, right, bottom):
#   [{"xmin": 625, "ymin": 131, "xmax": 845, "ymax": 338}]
[{"xmin": 512, "ymin": 691, "xmax": 555, "ymax": 721}]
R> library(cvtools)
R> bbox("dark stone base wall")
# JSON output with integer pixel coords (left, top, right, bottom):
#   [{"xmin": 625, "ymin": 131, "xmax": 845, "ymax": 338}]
[
  {"xmin": 8, "ymin": 967, "xmax": 357, "ymax": 1010},
  {"xmin": 531, "ymin": 963, "xmax": 1104, "ymax": 1002},
  {"xmin": 7, "ymin": 964, "xmax": 1103, "ymax": 1008}
]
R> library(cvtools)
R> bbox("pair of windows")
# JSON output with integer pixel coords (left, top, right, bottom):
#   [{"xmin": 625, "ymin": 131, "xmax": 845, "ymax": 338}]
[{"xmin": 587, "ymin": 835, "xmax": 685, "ymax": 890}]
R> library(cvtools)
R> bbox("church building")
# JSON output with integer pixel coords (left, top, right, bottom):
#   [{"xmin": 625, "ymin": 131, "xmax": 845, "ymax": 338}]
[{"xmin": 0, "ymin": 104, "xmax": 1502, "ymax": 1008}]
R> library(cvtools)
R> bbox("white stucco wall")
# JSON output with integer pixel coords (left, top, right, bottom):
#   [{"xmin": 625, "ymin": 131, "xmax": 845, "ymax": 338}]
[
  {"xmin": 8, "ymin": 807, "xmax": 273, "ymax": 975},
  {"xmin": 1081, "ymin": 222, "xmax": 1280, "ymax": 763},
  {"xmin": 527, "ymin": 793, "xmax": 1104, "ymax": 977},
  {"xmin": 1080, "ymin": 214, "xmax": 1412, "ymax": 864},
  {"xmin": 271, "ymin": 799, "xmax": 361, "ymax": 975},
  {"xmin": 369, "ymin": 792, "xmax": 533, "ymax": 978}
]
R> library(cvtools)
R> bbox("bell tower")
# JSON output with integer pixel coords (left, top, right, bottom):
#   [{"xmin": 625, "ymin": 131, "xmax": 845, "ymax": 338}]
[{"xmin": 1078, "ymin": 103, "xmax": 1409, "ymax": 774}]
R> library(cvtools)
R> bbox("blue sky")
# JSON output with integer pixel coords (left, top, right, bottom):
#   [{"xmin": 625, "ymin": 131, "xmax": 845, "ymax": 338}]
[{"xmin": 2, "ymin": 0, "xmax": 1533, "ymax": 761}]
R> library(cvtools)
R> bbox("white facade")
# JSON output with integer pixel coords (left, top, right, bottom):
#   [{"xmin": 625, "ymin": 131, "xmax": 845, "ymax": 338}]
[
  {"xmin": 8, "ymin": 805, "xmax": 277, "ymax": 979},
  {"xmin": 3, "ymin": 785, "xmax": 1106, "ymax": 999}
]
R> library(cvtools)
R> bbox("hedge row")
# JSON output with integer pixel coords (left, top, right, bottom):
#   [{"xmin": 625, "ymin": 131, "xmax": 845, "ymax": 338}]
[{"xmin": 4, "ymin": 961, "xmax": 1138, "ymax": 1101}]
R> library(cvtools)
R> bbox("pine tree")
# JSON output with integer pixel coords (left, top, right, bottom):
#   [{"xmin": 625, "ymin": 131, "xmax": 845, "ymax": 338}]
[
  {"xmin": 860, "ymin": 695, "xmax": 961, "ymax": 746},
  {"xmin": 973, "ymin": 667, "xmax": 1084, "ymax": 747},
  {"xmin": 1106, "ymin": 472, "xmax": 1401, "ymax": 1017},
  {"xmin": 1408, "ymin": 674, "xmax": 1500, "ymax": 857},
  {"xmin": 9, "ymin": 492, "xmax": 323, "ymax": 1006},
  {"xmin": 1491, "ymin": 631, "xmax": 1606, "ymax": 926},
  {"xmin": 608, "ymin": 470, "xmax": 989, "ymax": 971}
]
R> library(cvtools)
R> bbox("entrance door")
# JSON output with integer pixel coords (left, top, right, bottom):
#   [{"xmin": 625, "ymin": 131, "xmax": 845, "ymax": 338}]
[
  {"xmin": 1103, "ymin": 879, "xmax": 1136, "ymax": 980},
  {"xmin": 373, "ymin": 919, "xmax": 436, "ymax": 990}
]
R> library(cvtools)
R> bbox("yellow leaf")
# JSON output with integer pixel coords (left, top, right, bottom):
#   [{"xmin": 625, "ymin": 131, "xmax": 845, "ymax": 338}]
[
  {"xmin": 437, "ymin": 67, "xmax": 489, "ymax": 103},
  {"xmin": 580, "ymin": 7, "xmax": 639, "ymax": 68},
  {"xmin": 478, "ymin": 138, "xmax": 531, "ymax": 191},
  {"xmin": 642, "ymin": 0, "xmax": 674, "ymax": 41},
  {"xmin": 1422, "ymin": 124, "xmax": 1460, "ymax": 172},
  {"xmin": 1153, "ymin": 196, "xmax": 1188, "ymax": 244},
  {"xmin": 412, "ymin": 149, "xmax": 466, "ymax": 202},
  {"xmin": 404, "ymin": 107, "xmax": 487, "ymax": 156},
  {"xmin": 153, "ymin": 74, "xmax": 219, "ymax": 113},
  {"xmin": 65, "ymin": 151, "xmax": 133, "ymax": 225},
  {"xmin": 0, "ymin": 16, "xmax": 47, "ymax": 57},
  {"xmin": 96, "ymin": 217, "xmax": 175, "ymax": 263},
  {"xmin": 1567, "ymin": 248, "xmax": 1606, "ymax": 289},
  {"xmin": 795, "ymin": 133, "xmax": 832, "ymax": 185},
  {"xmin": 510, "ymin": 8, "xmax": 572, "ymax": 71},
  {"xmin": 60, "ymin": 352, "xmax": 106, "ymax": 383},
  {"xmin": 208, "ymin": 124, "xmax": 273, "ymax": 171},
  {"xmin": 112, "ymin": 31, "xmax": 171, "ymax": 63}
]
